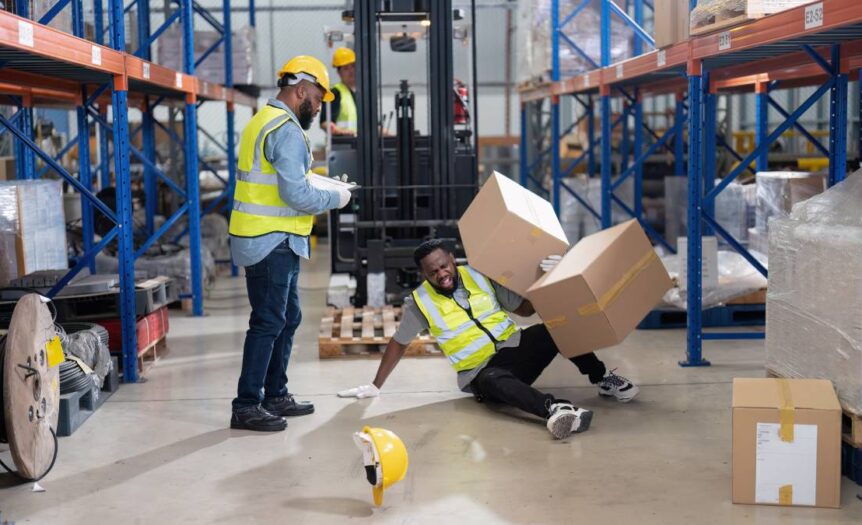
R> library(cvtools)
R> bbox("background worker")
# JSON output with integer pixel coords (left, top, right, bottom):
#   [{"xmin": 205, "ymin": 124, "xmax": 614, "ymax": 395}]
[
  {"xmin": 338, "ymin": 240, "xmax": 640, "ymax": 439},
  {"xmin": 320, "ymin": 47, "xmax": 357, "ymax": 136},
  {"xmin": 229, "ymin": 55, "xmax": 354, "ymax": 432}
]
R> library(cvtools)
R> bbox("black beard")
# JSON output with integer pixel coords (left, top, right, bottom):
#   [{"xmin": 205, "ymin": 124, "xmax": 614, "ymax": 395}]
[
  {"xmin": 298, "ymin": 99, "xmax": 314, "ymax": 130},
  {"xmin": 430, "ymin": 271, "xmax": 459, "ymax": 297}
]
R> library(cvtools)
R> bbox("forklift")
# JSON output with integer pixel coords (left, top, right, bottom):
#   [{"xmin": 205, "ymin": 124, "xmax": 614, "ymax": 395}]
[{"xmin": 325, "ymin": 0, "xmax": 480, "ymax": 306}]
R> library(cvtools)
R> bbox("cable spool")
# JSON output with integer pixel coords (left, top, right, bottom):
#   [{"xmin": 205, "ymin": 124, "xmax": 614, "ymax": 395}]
[
  {"xmin": 0, "ymin": 294, "xmax": 60, "ymax": 481},
  {"xmin": 58, "ymin": 322, "xmax": 109, "ymax": 348}
]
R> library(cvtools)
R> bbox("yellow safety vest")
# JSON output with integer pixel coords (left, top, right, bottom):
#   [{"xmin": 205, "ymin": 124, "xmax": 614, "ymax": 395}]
[
  {"xmin": 228, "ymin": 104, "xmax": 315, "ymax": 238},
  {"xmin": 333, "ymin": 82, "xmax": 357, "ymax": 133},
  {"xmin": 413, "ymin": 266, "xmax": 517, "ymax": 372}
]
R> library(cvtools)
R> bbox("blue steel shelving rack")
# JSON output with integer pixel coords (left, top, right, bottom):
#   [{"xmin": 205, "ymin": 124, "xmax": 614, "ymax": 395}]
[
  {"xmin": 0, "ymin": 0, "xmax": 257, "ymax": 382},
  {"xmin": 520, "ymin": 0, "xmax": 861, "ymax": 367},
  {"xmin": 519, "ymin": 0, "xmax": 683, "ymax": 254}
]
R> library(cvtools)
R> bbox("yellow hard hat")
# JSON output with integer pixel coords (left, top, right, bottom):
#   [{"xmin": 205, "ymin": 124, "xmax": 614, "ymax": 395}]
[
  {"xmin": 353, "ymin": 426, "xmax": 409, "ymax": 507},
  {"xmin": 332, "ymin": 47, "xmax": 356, "ymax": 68},
  {"xmin": 277, "ymin": 55, "xmax": 335, "ymax": 102}
]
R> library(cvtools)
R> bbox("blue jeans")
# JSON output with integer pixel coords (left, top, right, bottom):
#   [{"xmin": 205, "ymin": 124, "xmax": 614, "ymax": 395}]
[{"xmin": 233, "ymin": 241, "xmax": 302, "ymax": 409}]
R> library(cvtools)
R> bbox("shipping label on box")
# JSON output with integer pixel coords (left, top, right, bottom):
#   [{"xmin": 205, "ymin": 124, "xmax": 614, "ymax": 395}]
[
  {"xmin": 732, "ymin": 378, "xmax": 841, "ymax": 508},
  {"xmin": 527, "ymin": 219, "xmax": 672, "ymax": 357},
  {"xmin": 458, "ymin": 172, "xmax": 569, "ymax": 296}
]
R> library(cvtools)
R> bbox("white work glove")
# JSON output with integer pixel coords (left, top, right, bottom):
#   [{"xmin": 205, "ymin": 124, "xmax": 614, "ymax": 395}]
[
  {"xmin": 539, "ymin": 254, "xmax": 563, "ymax": 273},
  {"xmin": 337, "ymin": 384, "xmax": 380, "ymax": 398},
  {"xmin": 334, "ymin": 173, "xmax": 360, "ymax": 192},
  {"xmin": 336, "ymin": 187, "xmax": 353, "ymax": 209}
]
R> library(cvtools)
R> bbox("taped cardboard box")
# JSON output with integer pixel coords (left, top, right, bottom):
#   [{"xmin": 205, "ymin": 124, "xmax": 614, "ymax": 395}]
[
  {"xmin": 732, "ymin": 378, "xmax": 841, "ymax": 508},
  {"xmin": 527, "ymin": 219, "xmax": 672, "ymax": 358},
  {"xmin": 458, "ymin": 172, "xmax": 569, "ymax": 296}
]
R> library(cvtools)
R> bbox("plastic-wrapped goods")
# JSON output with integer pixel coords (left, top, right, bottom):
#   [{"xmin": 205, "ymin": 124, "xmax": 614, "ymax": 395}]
[
  {"xmin": 660, "ymin": 249, "xmax": 767, "ymax": 310},
  {"xmin": 755, "ymin": 171, "xmax": 826, "ymax": 231},
  {"xmin": 157, "ymin": 26, "xmax": 256, "ymax": 85},
  {"xmin": 200, "ymin": 214, "xmax": 230, "ymax": 262},
  {"xmin": 715, "ymin": 182, "xmax": 754, "ymax": 246},
  {"xmin": 0, "ymin": 180, "xmax": 68, "ymax": 286},
  {"xmin": 766, "ymin": 170, "xmax": 862, "ymax": 413},
  {"xmin": 58, "ymin": 324, "xmax": 113, "ymax": 393},
  {"xmin": 663, "ymin": 176, "xmax": 687, "ymax": 249},
  {"xmin": 559, "ymin": 177, "xmax": 588, "ymax": 244},
  {"xmin": 95, "ymin": 247, "xmax": 215, "ymax": 295},
  {"xmin": 581, "ymin": 176, "xmax": 635, "ymax": 236},
  {"xmin": 517, "ymin": 0, "xmax": 632, "ymax": 83}
]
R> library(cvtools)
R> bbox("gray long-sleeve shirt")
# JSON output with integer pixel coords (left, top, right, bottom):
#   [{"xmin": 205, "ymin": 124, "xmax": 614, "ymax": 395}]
[
  {"xmin": 230, "ymin": 99, "xmax": 341, "ymax": 267},
  {"xmin": 393, "ymin": 272, "xmax": 526, "ymax": 392}
]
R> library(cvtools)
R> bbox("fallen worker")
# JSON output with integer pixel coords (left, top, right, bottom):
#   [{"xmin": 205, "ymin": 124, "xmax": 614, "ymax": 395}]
[{"xmin": 338, "ymin": 239, "xmax": 639, "ymax": 439}]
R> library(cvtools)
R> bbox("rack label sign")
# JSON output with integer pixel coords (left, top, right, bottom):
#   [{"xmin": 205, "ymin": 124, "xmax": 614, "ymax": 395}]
[
  {"xmin": 143, "ymin": 63, "xmax": 151, "ymax": 80},
  {"xmin": 657, "ymin": 49, "xmax": 667, "ymax": 68},
  {"xmin": 91, "ymin": 45, "xmax": 102, "ymax": 66},
  {"xmin": 718, "ymin": 31, "xmax": 731, "ymax": 51},
  {"xmin": 18, "ymin": 21, "xmax": 34, "ymax": 47},
  {"xmin": 616, "ymin": 64, "xmax": 624, "ymax": 79},
  {"xmin": 805, "ymin": 3, "xmax": 823, "ymax": 30},
  {"xmin": 583, "ymin": 75, "xmax": 590, "ymax": 89},
  {"xmin": 175, "ymin": 73, "xmax": 183, "ymax": 89}
]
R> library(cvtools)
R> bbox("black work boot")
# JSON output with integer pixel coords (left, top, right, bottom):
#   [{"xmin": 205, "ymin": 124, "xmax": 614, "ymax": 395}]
[
  {"xmin": 263, "ymin": 394, "xmax": 315, "ymax": 417},
  {"xmin": 230, "ymin": 405, "xmax": 287, "ymax": 431}
]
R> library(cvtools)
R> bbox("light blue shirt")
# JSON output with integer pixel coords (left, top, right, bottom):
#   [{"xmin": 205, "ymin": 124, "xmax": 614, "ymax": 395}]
[{"xmin": 230, "ymin": 99, "xmax": 340, "ymax": 267}]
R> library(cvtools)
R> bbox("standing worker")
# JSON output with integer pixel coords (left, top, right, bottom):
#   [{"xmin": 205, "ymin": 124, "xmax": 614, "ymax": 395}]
[
  {"xmin": 339, "ymin": 240, "xmax": 639, "ymax": 439},
  {"xmin": 229, "ymin": 56, "xmax": 354, "ymax": 432},
  {"xmin": 320, "ymin": 47, "xmax": 358, "ymax": 136}
]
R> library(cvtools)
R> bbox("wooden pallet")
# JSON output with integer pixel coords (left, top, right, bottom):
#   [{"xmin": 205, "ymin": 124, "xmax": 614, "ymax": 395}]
[
  {"xmin": 319, "ymin": 306, "xmax": 442, "ymax": 359},
  {"xmin": 690, "ymin": 13, "xmax": 756, "ymax": 36},
  {"xmin": 766, "ymin": 368, "xmax": 862, "ymax": 447},
  {"xmin": 138, "ymin": 335, "xmax": 167, "ymax": 376}
]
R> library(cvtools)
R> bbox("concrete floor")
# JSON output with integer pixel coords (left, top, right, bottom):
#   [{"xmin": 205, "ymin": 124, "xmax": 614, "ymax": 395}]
[{"xmin": 2, "ymin": 245, "xmax": 861, "ymax": 524}]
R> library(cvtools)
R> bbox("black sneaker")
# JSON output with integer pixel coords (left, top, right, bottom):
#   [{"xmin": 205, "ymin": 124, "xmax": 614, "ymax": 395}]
[
  {"xmin": 262, "ymin": 394, "xmax": 315, "ymax": 417},
  {"xmin": 230, "ymin": 405, "xmax": 287, "ymax": 432}
]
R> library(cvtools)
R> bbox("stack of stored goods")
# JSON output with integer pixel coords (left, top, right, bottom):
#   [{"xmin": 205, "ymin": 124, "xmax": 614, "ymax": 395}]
[
  {"xmin": 664, "ymin": 177, "xmax": 755, "ymax": 250},
  {"xmin": 516, "ymin": 0, "xmax": 632, "ymax": 83},
  {"xmin": 691, "ymin": 0, "xmax": 816, "ymax": 35},
  {"xmin": 157, "ymin": 26, "xmax": 256, "ymax": 86},
  {"xmin": 766, "ymin": 171, "xmax": 862, "ymax": 415},
  {"xmin": 749, "ymin": 171, "xmax": 826, "ymax": 254},
  {"xmin": 0, "ymin": 180, "xmax": 68, "ymax": 286}
]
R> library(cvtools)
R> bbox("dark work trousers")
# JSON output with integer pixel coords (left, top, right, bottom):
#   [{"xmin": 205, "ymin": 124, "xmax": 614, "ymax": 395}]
[{"xmin": 469, "ymin": 324, "xmax": 606, "ymax": 419}]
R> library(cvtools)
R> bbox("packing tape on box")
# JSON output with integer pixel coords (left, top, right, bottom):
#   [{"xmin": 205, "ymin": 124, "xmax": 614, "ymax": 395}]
[
  {"xmin": 778, "ymin": 484, "xmax": 793, "ymax": 506},
  {"xmin": 496, "ymin": 271, "xmax": 515, "ymax": 286},
  {"xmin": 777, "ymin": 378, "xmax": 795, "ymax": 443},
  {"xmin": 578, "ymin": 250, "xmax": 659, "ymax": 316},
  {"xmin": 542, "ymin": 250, "xmax": 659, "ymax": 329}
]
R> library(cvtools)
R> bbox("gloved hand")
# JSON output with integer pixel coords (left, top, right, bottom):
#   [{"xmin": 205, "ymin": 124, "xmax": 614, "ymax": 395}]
[
  {"xmin": 337, "ymin": 384, "xmax": 380, "ymax": 398},
  {"xmin": 539, "ymin": 254, "xmax": 563, "ymax": 273},
  {"xmin": 337, "ymin": 187, "xmax": 353, "ymax": 209},
  {"xmin": 334, "ymin": 173, "xmax": 360, "ymax": 192}
]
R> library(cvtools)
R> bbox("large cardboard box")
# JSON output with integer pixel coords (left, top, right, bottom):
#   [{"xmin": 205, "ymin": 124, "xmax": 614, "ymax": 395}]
[
  {"xmin": 732, "ymin": 378, "xmax": 841, "ymax": 508},
  {"xmin": 458, "ymin": 172, "xmax": 569, "ymax": 296},
  {"xmin": 654, "ymin": 0, "xmax": 690, "ymax": 48},
  {"xmin": 526, "ymin": 219, "xmax": 672, "ymax": 357}
]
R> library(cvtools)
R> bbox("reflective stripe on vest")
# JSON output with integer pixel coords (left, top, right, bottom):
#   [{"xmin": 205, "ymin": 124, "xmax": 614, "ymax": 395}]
[
  {"xmin": 412, "ymin": 266, "xmax": 517, "ymax": 372},
  {"xmin": 228, "ymin": 104, "xmax": 315, "ymax": 238},
  {"xmin": 333, "ymin": 82, "xmax": 357, "ymax": 132}
]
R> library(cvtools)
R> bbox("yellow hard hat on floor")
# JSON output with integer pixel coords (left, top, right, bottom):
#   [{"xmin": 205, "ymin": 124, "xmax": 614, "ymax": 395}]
[
  {"xmin": 332, "ymin": 47, "xmax": 356, "ymax": 68},
  {"xmin": 277, "ymin": 56, "xmax": 335, "ymax": 102},
  {"xmin": 353, "ymin": 426, "xmax": 408, "ymax": 506}
]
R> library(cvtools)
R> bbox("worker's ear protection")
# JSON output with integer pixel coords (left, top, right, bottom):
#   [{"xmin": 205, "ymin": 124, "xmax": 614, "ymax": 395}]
[{"xmin": 277, "ymin": 73, "xmax": 293, "ymax": 88}]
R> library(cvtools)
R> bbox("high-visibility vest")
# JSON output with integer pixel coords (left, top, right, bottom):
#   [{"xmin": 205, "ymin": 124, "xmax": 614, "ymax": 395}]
[
  {"xmin": 412, "ymin": 266, "xmax": 517, "ymax": 372},
  {"xmin": 332, "ymin": 82, "xmax": 357, "ymax": 133},
  {"xmin": 228, "ymin": 104, "xmax": 315, "ymax": 238}
]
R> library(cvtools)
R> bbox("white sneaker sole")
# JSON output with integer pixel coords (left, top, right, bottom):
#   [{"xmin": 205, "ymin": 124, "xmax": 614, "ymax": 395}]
[
  {"xmin": 599, "ymin": 384, "xmax": 640, "ymax": 403},
  {"xmin": 547, "ymin": 412, "xmax": 575, "ymax": 439}
]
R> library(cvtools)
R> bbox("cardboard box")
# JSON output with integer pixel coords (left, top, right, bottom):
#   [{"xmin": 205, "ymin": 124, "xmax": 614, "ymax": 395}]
[
  {"xmin": 676, "ymin": 236, "xmax": 719, "ymax": 290},
  {"xmin": 0, "ymin": 157, "xmax": 15, "ymax": 181},
  {"xmin": 732, "ymin": 378, "xmax": 841, "ymax": 508},
  {"xmin": 458, "ymin": 172, "xmax": 569, "ymax": 296},
  {"xmin": 654, "ymin": 0, "xmax": 690, "ymax": 48},
  {"xmin": 526, "ymin": 219, "xmax": 672, "ymax": 357}
]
